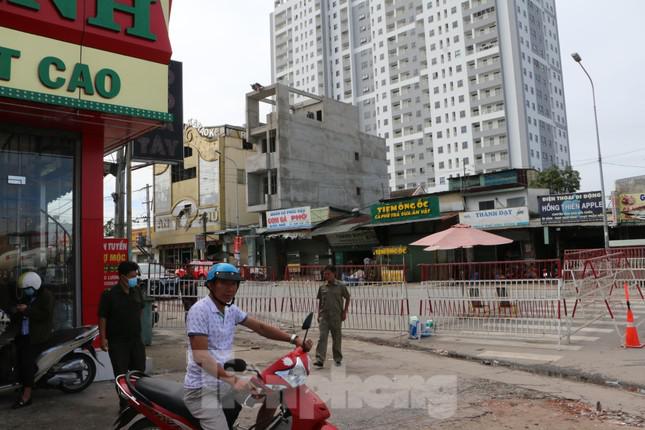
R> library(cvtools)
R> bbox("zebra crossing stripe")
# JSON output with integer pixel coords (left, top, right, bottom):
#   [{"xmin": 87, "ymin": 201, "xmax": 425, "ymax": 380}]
[{"xmin": 477, "ymin": 350, "xmax": 562, "ymax": 362}]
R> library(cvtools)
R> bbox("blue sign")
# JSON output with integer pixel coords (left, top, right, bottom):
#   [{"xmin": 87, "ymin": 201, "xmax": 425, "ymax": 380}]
[{"xmin": 538, "ymin": 192, "xmax": 603, "ymax": 225}]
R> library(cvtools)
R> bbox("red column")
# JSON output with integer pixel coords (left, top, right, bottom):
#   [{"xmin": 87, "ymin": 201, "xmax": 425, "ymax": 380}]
[{"xmin": 80, "ymin": 126, "xmax": 104, "ymax": 326}]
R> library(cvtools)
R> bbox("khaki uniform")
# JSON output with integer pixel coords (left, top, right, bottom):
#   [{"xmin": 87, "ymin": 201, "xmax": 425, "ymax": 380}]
[{"xmin": 315, "ymin": 280, "xmax": 350, "ymax": 364}]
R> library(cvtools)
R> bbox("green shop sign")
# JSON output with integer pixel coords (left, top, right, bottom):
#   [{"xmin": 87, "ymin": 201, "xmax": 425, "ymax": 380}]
[{"xmin": 371, "ymin": 197, "xmax": 441, "ymax": 224}]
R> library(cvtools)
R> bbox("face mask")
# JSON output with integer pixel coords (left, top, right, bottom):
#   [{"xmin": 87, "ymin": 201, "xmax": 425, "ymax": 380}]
[
  {"xmin": 23, "ymin": 287, "xmax": 36, "ymax": 297},
  {"xmin": 128, "ymin": 278, "xmax": 138, "ymax": 289}
]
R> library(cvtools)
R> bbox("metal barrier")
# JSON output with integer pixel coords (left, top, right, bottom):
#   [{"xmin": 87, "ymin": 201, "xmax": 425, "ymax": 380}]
[
  {"xmin": 279, "ymin": 281, "xmax": 409, "ymax": 332},
  {"xmin": 562, "ymin": 252, "xmax": 645, "ymax": 343},
  {"xmin": 419, "ymin": 259, "xmax": 561, "ymax": 281},
  {"xmin": 420, "ymin": 279, "xmax": 563, "ymax": 341},
  {"xmin": 147, "ymin": 278, "xmax": 283, "ymax": 330},
  {"xmin": 147, "ymin": 278, "xmax": 409, "ymax": 333}
]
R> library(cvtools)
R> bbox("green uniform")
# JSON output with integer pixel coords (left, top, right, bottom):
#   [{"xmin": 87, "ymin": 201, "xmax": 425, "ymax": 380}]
[{"xmin": 315, "ymin": 280, "xmax": 350, "ymax": 364}]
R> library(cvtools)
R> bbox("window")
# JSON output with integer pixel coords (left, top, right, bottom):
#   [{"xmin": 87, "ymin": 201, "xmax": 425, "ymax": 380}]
[
  {"xmin": 262, "ymin": 171, "xmax": 278, "ymax": 196},
  {"xmin": 171, "ymin": 162, "xmax": 196, "ymax": 183},
  {"xmin": 478, "ymin": 200, "xmax": 495, "ymax": 210},
  {"xmin": 183, "ymin": 146, "xmax": 193, "ymax": 158},
  {"xmin": 507, "ymin": 197, "xmax": 526, "ymax": 208},
  {"xmin": 354, "ymin": 152, "xmax": 360, "ymax": 161},
  {"xmin": 356, "ymin": 187, "xmax": 361, "ymax": 196},
  {"xmin": 236, "ymin": 169, "xmax": 246, "ymax": 185}
]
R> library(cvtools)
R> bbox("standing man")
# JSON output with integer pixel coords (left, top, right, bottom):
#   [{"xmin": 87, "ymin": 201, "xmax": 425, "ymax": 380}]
[
  {"xmin": 11, "ymin": 271, "xmax": 54, "ymax": 408},
  {"xmin": 314, "ymin": 265, "xmax": 350, "ymax": 368},
  {"xmin": 99, "ymin": 261, "xmax": 145, "ymax": 409}
]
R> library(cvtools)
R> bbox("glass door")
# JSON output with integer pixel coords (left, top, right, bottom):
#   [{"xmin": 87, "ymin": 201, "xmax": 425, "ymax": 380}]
[{"xmin": 0, "ymin": 125, "xmax": 77, "ymax": 331}]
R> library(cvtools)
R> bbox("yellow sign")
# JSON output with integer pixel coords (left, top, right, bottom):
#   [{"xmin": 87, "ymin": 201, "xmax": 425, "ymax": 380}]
[
  {"xmin": 374, "ymin": 246, "xmax": 408, "ymax": 256},
  {"xmin": 0, "ymin": 26, "xmax": 168, "ymax": 119}
]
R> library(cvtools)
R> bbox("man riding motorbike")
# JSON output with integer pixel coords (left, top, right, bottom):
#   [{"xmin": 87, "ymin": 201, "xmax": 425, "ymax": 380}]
[{"xmin": 183, "ymin": 263, "xmax": 313, "ymax": 430}]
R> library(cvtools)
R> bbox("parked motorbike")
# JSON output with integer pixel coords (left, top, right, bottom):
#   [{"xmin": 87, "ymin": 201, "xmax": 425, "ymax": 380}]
[
  {"xmin": 0, "ymin": 325, "xmax": 100, "ymax": 395},
  {"xmin": 114, "ymin": 313, "xmax": 337, "ymax": 430}
]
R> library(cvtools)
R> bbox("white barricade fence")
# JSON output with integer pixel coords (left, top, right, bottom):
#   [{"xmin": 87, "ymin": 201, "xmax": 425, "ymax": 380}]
[
  {"xmin": 147, "ymin": 278, "xmax": 410, "ymax": 333},
  {"xmin": 562, "ymin": 253, "xmax": 645, "ymax": 342},
  {"xmin": 280, "ymin": 281, "xmax": 410, "ymax": 332},
  {"xmin": 421, "ymin": 279, "xmax": 564, "ymax": 341}
]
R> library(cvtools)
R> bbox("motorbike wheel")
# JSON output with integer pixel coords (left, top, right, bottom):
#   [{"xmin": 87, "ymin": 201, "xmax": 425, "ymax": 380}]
[
  {"xmin": 129, "ymin": 418, "xmax": 160, "ymax": 430},
  {"xmin": 57, "ymin": 352, "xmax": 97, "ymax": 394}
]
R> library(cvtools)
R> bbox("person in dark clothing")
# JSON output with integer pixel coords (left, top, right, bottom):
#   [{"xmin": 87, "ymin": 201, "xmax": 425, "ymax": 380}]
[
  {"xmin": 11, "ymin": 271, "xmax": 54, "ymax": 409},
  {"xmin": 98, "ymin": 261, "xmax": 146, "ymax": 409},
  {"xmin": 314, "ymin": 265, "xmax": 350, "ymax": 368}
]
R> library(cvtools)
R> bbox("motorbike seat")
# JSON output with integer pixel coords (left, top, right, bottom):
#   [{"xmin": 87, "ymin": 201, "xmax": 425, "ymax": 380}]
[{"xmin": 136, "ymin": 377, "xmax": 200, "ymax": 426}]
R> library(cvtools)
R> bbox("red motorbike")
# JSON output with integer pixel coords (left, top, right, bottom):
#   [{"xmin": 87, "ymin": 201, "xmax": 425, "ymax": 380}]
[{"xmin": 113, "ymin": 313, "xmax": 337, "ymax": 430}]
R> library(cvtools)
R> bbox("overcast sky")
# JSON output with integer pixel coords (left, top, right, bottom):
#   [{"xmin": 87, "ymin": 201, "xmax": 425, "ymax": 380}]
[{"xmin": 106, "ymin": 0, "xmax": 645, "ymax": 223}]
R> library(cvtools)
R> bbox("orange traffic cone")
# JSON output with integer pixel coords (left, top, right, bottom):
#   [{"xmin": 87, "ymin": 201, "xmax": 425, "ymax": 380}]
[{"xmin": 624, "ymin": 283, "xmax": 644, "ymax": 349}]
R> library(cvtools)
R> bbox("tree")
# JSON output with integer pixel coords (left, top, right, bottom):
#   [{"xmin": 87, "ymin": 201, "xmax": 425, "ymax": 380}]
[
  {"xmin": 531, "ymin": 166, "xmax": 581, "ymax": 194},
  {"xmin": 104, "ymin": 219, "xmax": 115, "ymax": 237}
]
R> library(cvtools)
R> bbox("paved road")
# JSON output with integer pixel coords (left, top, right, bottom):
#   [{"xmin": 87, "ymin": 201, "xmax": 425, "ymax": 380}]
[{"xmin": 2, "ymin": 328, "xmax": 644, "ymax": 429}]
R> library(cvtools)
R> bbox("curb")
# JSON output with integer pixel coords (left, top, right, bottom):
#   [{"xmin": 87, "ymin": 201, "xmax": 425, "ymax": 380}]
[{"xmin": 346, "ymin": 333, "xmax": 645, "ymax": 396}]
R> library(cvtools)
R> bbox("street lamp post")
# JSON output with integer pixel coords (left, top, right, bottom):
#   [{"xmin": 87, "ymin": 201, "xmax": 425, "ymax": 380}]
[
  {"xmin": 215, "ymin": 150, "xmax": 241, "ymax": 261},
  {"xmin": 571, "ymin": 52, "xmax": 610, "ymax": 250}
]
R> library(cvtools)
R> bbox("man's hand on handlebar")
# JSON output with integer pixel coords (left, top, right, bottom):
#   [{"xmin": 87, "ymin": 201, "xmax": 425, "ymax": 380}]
[{"xmin": 296, "ymin": 338, "xmax": 314, "ymax": 352}]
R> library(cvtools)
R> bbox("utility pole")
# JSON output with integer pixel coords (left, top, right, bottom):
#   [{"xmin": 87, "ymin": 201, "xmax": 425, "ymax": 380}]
[
  {"xmin": 201, "ymin": 212, "xmax": 208, "ymax": 260},
  {"xmin": 126, "ymin": 142, "xmax": 133, "ymax": 261},
  {"xmin": 113, "ymin": 148, "xmax": 126, "ymax": 238},
  {"xmin": 144, "ymin": 184, "xmax": 153, "ymax": 263}
]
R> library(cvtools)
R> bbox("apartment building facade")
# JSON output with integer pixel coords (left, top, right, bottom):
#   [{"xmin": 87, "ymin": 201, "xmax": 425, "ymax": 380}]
[{"xmin": 271, "ymin": 0, "xmax": 570, "ymax": 191}]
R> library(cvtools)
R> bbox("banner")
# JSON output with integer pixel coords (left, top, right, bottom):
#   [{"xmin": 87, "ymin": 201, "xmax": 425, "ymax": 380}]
[
  {"xmin": 132, "ymin": 61, "xmax": 184, "ymax": 164},
  {"xmin": 459, "ymin": 207, "xmax": 529, "ymax": 229},
  {"xmin": 103, "ymin": 238, "xmax": 129, "ymax": 289},
  {"xmin": 371, "ymin": 197, "xmax": 440, "ymax": 224},
  {"xmin": 618, "ymin": 193, "xmax": 645, "ymax": 223},
  {"xmin": 538, "ymin": 192, "xmax": 603, "ymax": 225},
  {"xmin": 267, "ymin": 207, "xmax": 312, "ymax": 231}
]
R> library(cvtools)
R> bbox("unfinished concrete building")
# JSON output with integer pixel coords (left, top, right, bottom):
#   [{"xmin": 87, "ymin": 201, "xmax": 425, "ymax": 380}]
[{"xmin": 245, "ymin": 84, "xmax": 387, "ymax": 225}]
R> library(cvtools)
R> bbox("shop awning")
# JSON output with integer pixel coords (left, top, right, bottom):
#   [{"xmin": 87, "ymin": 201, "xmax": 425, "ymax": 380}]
[
  {"xmin": 265, "ymin": 230, "xmax": 313, "ymax": 240},
  {"xmin": 312, "ymin": 214, "xmax": 371, "ymax": 236}
]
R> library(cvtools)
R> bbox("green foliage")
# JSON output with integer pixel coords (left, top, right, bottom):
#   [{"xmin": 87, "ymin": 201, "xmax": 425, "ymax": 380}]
[
  {"xmin": 531, "ymin": 166, "xmax": 581, "ymax": 194},
  {"xmin": 104, "ymin": 219, "xmax": 115, "ymax": 237}
]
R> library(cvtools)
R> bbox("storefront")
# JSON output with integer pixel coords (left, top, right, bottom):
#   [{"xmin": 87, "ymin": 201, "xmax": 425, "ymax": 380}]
[
  {"xmin": 368, "ymin": 195, "xmax": 458, "ymax": 281},
  {"xmin": 0, "ymin": 2, "xmax": 172, "ymax": 329}
]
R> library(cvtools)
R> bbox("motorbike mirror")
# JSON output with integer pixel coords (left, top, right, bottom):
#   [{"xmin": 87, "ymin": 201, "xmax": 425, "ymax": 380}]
[
  {"xmin": 302, "ymin": 313, "xmax": 314, "ymax": 330},
  {"xmin": 224, "ymin": 358, "xmax": 247, "ymax": 372}
]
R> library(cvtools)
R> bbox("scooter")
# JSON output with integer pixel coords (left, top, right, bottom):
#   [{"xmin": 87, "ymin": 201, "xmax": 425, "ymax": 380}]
[
  {"xmin": 0, "ymin": 325, "xmax": 100, "ymax": 395},
  {"xmin": 114, "ymin": 313, "xmax": 338, "ymax": 430}
]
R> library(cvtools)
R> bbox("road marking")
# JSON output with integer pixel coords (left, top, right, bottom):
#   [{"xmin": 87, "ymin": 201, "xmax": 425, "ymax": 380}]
[
  {"xmin": 477, "ymin": 350, "xmax": 562, "ymax": 362},
  {"xmin": 579, "ymin": 327, "xmax": 614, "ymax": 333},
  {"xmin": 434, "ymin": 336, "xmax": 582, "ymax": 351},
  {"xmin": 458, "ymin": 330, "xmax": 599, "ymax": 342}
]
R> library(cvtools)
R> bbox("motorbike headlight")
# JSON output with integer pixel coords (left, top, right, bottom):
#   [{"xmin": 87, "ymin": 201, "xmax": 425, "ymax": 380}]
[{"xmin": 275, "ymin": 357, "xmax": 308, "ymax": 388}]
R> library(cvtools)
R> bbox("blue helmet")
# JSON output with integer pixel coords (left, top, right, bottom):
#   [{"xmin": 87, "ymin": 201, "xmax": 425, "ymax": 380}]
[{"xmin": 206, "ymin": 263, "xmax": 242, "ymax": 283}]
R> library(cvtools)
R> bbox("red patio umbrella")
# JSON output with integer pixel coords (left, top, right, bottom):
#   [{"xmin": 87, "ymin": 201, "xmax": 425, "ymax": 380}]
[{"xmin": 410, "ymin": 224, "xmax": 512, "ymax": 251}]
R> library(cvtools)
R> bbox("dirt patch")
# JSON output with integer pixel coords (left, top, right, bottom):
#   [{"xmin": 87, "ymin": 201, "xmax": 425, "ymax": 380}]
[{"xmin": 455, "ymin": 398, "xmax": 645, "ymax": 430}]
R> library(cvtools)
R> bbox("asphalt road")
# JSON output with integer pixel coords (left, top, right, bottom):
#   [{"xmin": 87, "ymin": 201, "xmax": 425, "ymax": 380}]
[{"xmin": 2, "ymin": 329, "xmax": 644, "ymax": 429}]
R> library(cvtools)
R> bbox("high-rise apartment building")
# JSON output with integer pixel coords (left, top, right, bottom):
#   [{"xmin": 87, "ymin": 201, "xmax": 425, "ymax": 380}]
[{"xmin": 271, "ymin": 0, "xmax": 570, "ymax": 191}]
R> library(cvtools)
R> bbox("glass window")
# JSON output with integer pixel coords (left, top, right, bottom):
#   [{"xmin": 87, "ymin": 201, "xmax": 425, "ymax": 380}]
[
  {"xmin": 478, "ymin": 200, "xmax": 495, "ymax": 210},
  {"xmin": 0, "ymin": 124, "xmax": 78, "ymax": 330},
  {"xmin": 507, "ymin": 197, "xmax": 526, "ymax": 208}
]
